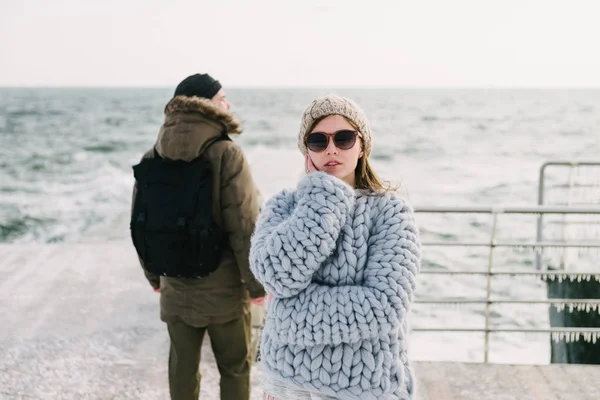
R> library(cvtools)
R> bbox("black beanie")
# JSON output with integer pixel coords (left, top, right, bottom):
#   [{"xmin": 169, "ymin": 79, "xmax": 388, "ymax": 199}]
[{"xmin": 173, "ymin": 73, "xmax": 222, "ymax": 99}]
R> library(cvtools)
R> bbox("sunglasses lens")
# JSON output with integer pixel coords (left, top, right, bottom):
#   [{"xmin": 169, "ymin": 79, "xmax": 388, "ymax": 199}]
[
  {"xmin": 306, "ymin": 133, "xmax": 328, "ymax": 152},
  {"xmin": 334, "ymin": 130, "xmax": 357, "ymax": 150}
]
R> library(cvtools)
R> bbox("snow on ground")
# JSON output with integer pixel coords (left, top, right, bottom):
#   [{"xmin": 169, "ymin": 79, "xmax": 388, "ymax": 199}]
[{"xmin": 0, "ymin": 242, "xmax": 265, "ymax": 399}]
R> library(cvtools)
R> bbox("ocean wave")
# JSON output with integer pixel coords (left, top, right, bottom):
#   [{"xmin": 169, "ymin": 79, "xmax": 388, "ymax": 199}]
[
  {"xmin": 1, "ymin": 87, "xmax": 599, "ymax": 245},
  {"xmin": 0, "ymin": 215, "xmax": 58, "ymax": 242}
]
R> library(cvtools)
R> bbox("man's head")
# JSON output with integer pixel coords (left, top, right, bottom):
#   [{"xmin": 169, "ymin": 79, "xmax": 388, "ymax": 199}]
[{"xmin": 173, "ymin": 73, "xmax": 231, "ymax": 111}]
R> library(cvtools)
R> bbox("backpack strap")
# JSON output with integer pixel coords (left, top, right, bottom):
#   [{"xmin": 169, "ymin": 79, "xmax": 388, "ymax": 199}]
[
  {"xmin": 152, "ymin": 135, "xmax": 231, "ymax": 161},
  {"xmin": 131, "ymin": 176, "xmax": 148, "ymax": 262},
  {"xmin": 197, "ymin": 134, "xmax": 232, "ymax": 158}
]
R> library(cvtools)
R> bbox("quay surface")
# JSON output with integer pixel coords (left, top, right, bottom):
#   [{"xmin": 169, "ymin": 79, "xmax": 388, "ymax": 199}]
[{"xmin": 1, "ymin": 243, "xmax": 599, "ymax": 399}]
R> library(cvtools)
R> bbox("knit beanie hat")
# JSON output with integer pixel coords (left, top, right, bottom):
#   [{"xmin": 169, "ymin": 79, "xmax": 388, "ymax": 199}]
[
  {"xmin": 173, "ymin": 73, "xmax": 222, "ymax": 99},
  {"xmin": 297, "ymin": 94, "xmax": 373, "ymax": 157}
]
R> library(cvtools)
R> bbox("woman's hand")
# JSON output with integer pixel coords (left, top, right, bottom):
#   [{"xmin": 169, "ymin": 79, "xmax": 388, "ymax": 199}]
[
  {"xmin": 250, "ymin": 296, "xmax": 265, "ymax": 306},
  {"xmin": 305, "ymin": 154, "xmax": 318, "ymax": 174}
]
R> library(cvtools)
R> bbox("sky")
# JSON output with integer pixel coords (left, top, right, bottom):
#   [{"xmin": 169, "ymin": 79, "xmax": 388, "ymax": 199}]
[{"xmin": 1, "ymin": 0, "xmax": 599, "ymax": 88}]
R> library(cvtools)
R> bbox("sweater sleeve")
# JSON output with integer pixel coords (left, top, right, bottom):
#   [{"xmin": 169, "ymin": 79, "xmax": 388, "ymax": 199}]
[
  {"xmin": 250, "ymin": 172, "xmax": 355, "ymax": 298},
  {"xmin": 268, "ymin": 194, "xmax": 421, "ymax": 347}
]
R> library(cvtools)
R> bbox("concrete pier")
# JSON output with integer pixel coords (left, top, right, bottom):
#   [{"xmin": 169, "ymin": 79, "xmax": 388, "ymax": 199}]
[{"xmin": 1, "ymin": 242, "xmax": 599, "ymax": 399}]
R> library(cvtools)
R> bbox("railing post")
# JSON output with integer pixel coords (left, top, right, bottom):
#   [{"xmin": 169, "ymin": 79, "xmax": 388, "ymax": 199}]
[
  {"xmin": 560, "ymin": 165, "xmax": 577, "ymax": 270},
  {"xmin": 536, "ymin": 162, "xmax": 581, "ymax": 270},
  {"xmin": 536, "ymin": 162, "xmax": 549, "ymax": 270},
  {"xmin": 484, "ymin": 211, "xmax": 499, "ymax": 363}
]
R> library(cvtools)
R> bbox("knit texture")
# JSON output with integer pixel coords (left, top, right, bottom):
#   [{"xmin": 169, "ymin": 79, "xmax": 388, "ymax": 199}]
[
  {"xmin": 297, "ymin": 94, "xmax": 373, "ymax": 157},
  {"xmin": 250, "ymin": 172, "xmax": 420, "ymax": 400}
]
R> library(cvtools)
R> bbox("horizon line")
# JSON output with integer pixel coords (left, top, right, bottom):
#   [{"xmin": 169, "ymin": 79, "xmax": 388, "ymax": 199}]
[{"xmin": 1, "ymin": 84, "xmax": 600, "ymax": 90}]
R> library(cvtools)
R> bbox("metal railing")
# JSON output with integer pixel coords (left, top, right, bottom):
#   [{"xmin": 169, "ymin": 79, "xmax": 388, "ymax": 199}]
[
  {"xmin": 252, "ymin": 162, "xmax": 600, "ymax": 363},
  {"xmin": 413, "ymin": 204, "xmax": 600, "ymax": 363},
  {"xmin": 536, "ymin": 161, "xmax": 600, "ymax": 270}
]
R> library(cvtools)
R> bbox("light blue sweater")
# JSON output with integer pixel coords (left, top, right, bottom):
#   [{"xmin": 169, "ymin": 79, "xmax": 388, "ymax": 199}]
[{"xmin": 250, "ymin": 172, "xmax": 421, "ymax": 400}]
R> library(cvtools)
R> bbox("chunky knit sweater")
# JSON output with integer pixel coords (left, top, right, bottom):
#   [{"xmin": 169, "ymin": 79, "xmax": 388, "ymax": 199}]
[{"xmin": 250, "ymin": 172, "xmax": 421, "ymax": 400}]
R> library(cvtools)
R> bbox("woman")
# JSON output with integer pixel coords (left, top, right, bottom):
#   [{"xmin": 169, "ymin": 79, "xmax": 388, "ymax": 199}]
[{"xmin": 250, "ymin": 94, "xmax": 421, "ymax": 399}]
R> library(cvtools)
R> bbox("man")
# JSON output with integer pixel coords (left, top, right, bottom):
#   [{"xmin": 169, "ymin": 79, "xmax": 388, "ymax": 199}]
[{"xmin": 131, "ymin": 73, "xmax": 265, "ymax": 400}]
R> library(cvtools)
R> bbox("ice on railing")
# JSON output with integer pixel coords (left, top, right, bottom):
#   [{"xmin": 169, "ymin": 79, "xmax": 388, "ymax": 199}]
[
  {"xmin": 544, "ymin": 224, "xmax": 600, "ymax": 238},
  {"xmin": 545, "ymin": 190, "xmax": 600, "ymax": 205},
  {"xmin": 551, "ymin": 331, "xmax": 599, "ymax": 344},
  {"xmin": 552, "ymin": 302, "xmax": 600, "ymax": 314},
  {"xmin": 540, "ymin": 273, "xmax": 600, "ymax": 283},
  {"xmin": 541, "ymin": 165, "xmax": 600, "ymax": 273},
  {"xmin": 515, "ymin": 245, "xmax": 600, "ymax": 259},
  {"xmin": 437, "ymin": 302, "xmax": 467, "ymax": 310},
  {"xmin": 416, "ymin": 301, "xmax": 477, "ymax": 310}
]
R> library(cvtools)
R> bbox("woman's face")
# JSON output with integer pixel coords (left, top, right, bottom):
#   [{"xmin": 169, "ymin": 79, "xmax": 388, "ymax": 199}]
[{"xmin": 306, "ymin": 115, "xmax": 363, "ymax": 186}]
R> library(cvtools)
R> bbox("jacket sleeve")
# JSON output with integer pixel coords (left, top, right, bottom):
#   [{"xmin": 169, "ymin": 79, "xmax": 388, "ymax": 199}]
[
  {"xmin": 262, "ymin": 194, "xmax": 420, "ymax": 347},
  {"xmin": 220, "ymin": 144, "xmax": 265, "ymax": 298},
  {"xmin": 131, "ymin": 181, "xmax": 160, "ymax": 290},
  {"xmin": 250, "ymin": 172, "xmax": 355, "ymax": 298}
]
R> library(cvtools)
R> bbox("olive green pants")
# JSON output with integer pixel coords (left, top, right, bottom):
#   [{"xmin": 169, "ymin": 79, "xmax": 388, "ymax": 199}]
[{"xmin": 167, "ymin": 313, "xmax": 252, "ymax": 400}]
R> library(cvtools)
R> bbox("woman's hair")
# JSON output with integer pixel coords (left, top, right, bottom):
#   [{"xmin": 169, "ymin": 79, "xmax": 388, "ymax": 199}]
[{"xmin": 305, "ymin": 117, "xmax": 398, "ymax": 194}]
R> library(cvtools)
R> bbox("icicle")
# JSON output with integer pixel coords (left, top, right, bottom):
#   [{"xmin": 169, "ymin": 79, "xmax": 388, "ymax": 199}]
[
  {"xmin": 553, "ymin": 303, "xmax": 565, "ymax": 312},
  {"xmin": 581, "ymin": 274, "xmax": 591, "ymax": 282},
  {"xmin": 543, "ymin": 273, "xmax": 600, "ymax": 282},
  {"xmin": 555, "ymin": 302, "xmax": 600, "ymax": 313},
  {"xmin": 436, "ymin": 302, "xmax": 466, "ymax": 310},
  {"xmin": 551, "ymin": 332, "xmax": 562, "ymax": 343}
]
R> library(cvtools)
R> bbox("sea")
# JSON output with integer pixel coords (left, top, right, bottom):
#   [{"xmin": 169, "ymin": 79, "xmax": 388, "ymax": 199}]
[{"xmin": 1, "ymin": 87, "xmax": 599, "ymax": 364}]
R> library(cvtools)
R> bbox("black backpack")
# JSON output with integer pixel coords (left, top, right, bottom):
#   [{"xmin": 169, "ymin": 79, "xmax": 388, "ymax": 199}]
[{"xmin": 130, "ymin": 135, "xmax": 231, "ymax": 278}]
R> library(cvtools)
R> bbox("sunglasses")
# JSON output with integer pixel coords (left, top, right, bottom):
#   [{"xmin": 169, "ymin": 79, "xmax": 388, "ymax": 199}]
[{"xmin": 305, "ymin": 130, "xmax": 360, "ymax": 152}]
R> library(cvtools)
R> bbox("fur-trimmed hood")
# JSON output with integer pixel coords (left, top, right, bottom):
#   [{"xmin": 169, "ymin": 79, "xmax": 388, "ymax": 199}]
[
  {"xmin": 154, "ymin": 96, "xmax": 242, "ymax": 161},
  {"xmin": 164, "ymin": 95, "xmax": 242, "ymax": 134}
]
